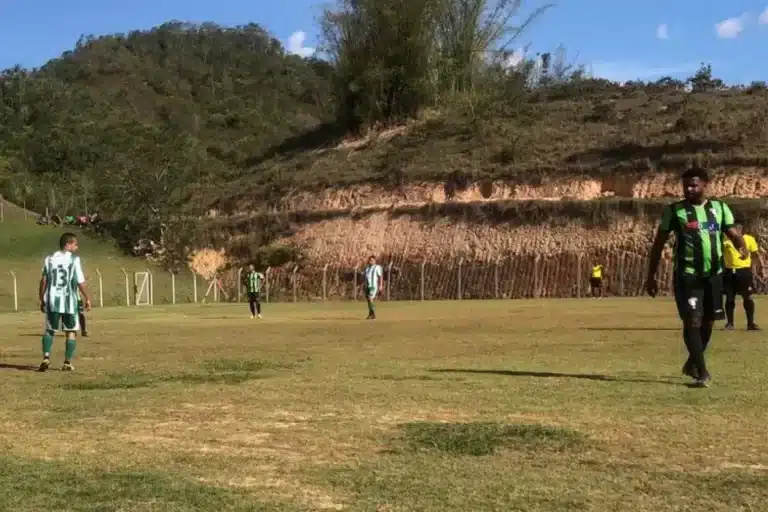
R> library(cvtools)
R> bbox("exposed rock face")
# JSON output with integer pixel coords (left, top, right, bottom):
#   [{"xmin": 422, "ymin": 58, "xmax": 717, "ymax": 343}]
[{"xmin": 266, "ymin": 170, "xmax": 768, "ymax": 214}]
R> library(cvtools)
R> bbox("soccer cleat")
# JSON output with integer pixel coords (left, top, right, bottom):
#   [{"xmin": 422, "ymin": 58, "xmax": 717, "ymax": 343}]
[
  {"xmin": 62, "ymin": 362, "xmax": 75, "ymax": 372},
  {"xmin": 81, "ymin": 332, "xmax": 88, "ymax": 337},
  {"xmin": 694, "ymin": 376, "xmax": 711, "ymax": 388},
  {"xmin": 257, "ymin": 314, "xmax": 262, "ymax": 319},
  {"xmin": 38, "ymin": 358, "xmax": 50, "ymax": 372},
  {"xmin": 747, "ymin": 324, "xmax": 761, "ymax": 331},
  {"xmin": 682, "ymin": 360, "xmax": 699, "ymax": 379},
  {"xmin": 250, "ymin": 315, "xmax": 255, "ymax": 319},
  {"xmin": 724, "ymin": 323, "xmax": 735, "ymax": 331}
]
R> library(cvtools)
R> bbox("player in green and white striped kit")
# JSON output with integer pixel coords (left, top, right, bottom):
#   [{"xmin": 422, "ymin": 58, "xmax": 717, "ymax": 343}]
[
  {"xmin": 363, "ymin": 255, "xmax": 383, "ymax": 319},
  {"xmin": 38, "ymin": 233, "xmax": 92, "ymax": 372},
  {"xmin": 245, "ymin": 264, "xmax": 265, "ymax": 319}
]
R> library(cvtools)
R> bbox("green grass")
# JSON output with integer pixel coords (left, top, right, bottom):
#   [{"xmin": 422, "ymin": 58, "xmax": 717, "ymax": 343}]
[
  {"xmin": 0, "ymin": 200, "xmax": 198, "ymax": 311},
  {"xmin": 1, "ymin": 299, "xmax": 767, "ymax": 510}
]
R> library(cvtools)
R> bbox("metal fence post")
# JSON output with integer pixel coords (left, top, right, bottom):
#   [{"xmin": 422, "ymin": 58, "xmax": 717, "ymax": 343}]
[
  {"xmin": 618, "ymin": 253, "xmax": 625, "ymax": 297},
  {"xmin": 170, "ymin": 270, "xmax": 176, "ymax": 305},
  {"xmin": 120, "ymin": 268, "xmax": 130, "ymax": 306},
  {"xmin": 386, "ymin": 261, "xmax": 393, "ymax": 301},
  {"xmin": 265, "ymin": 267, "xmax": 271, "ymax": 303},
  {"xmin": 8, "ymin": 271, "xmax": 17, "ymax": 311},
  {"xmin": 576, "ymin": 253, "xmax": 583, "ymax": 298},
  {"xmin": 420, "ymin": 260, "xmax": 426, "ymax": 301},
  {"xmin": 494, "ymin": 258, "xmax": 500, "ymax": 299},
  {"xmin": 146, "ymin": 268, "xmax": 154, "ymax": 305},
  {"xmin": 236, "ymin": 268, "xmax": 243, "ymax": 303},
  {"xmin": 95, "ymin": 269, "xmax": 104, "ymax": 307},
  {"xmin": 353, "ymin": 265, "xmax": 359, "ymax": 301},
  {"xmin": 292, "ymin": 264, "xmax": 299, "ymax": 303},
  {"xmin": 322, "ymin": 264, "xmax": 328, "ymax": 301},
  {"xmin": 457, "ymin": 258, "xmax": 464, "ymax": 300}
]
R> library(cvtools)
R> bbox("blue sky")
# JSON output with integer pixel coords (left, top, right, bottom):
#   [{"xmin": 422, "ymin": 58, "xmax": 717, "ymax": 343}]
[{"xmin": 1, "ymin": 0, "xmax": 767, "ymax": 84}]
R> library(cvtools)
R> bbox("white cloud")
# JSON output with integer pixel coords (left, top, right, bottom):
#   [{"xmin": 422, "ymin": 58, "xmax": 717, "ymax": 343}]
[
  {"xmin": 503, "ymin": 49, "xmax": 525, "ymax": 68},
  {"xmin": 715, "ymin": 15, "xmax": 747, "ymax": 39},
  {"xmin": 759, "ymin": 7, "xmax": 768, "ymax": 24},
  {"xmin": 287, "ymin": 31, "xmax": 315, "ymax": 58},
  {"xmin": 591, "ymin": 61, "xmax": 697, "ymax": 83},
  {"xmin": 656, "ymin": 24, "xmax": 669, "ymax": 40}
]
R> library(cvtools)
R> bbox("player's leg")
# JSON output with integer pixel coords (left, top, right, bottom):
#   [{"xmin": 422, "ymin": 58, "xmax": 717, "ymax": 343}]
[
  {"xmin": 366, "ymin": 287, "xmax": 377, "ymax": 319},
  {"xmin": 724, "ymin": 270, "xmax": 736, "ymax": 329},
  {"xmin": 248, "ymin": 293, "xmax": 256, "ymax": 318},
  {"xmin": 739, "ymin": 269, "xmax": 759, "ymax": 330},
  {"xmin": 677, "ymin": 276, "xmax": 709, "ymax": 383},
  {"xmin": 79, "ymin": 312, "xmax": 88, "ymax": 337},
  {"xmin": 255, "ymin": 295, "xmax": 262, "ymax": 318},
  {"xmin": 39, "ymin": 312, "xmax": 57, "ymax": 372},
  {"xmin": 61, "ymin": 314, "xmax": 79, "ymax": 371}
]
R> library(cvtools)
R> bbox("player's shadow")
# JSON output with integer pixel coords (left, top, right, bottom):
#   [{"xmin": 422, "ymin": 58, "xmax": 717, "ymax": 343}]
[
  {"xmin": 0, "ymin": 363, "xmax": 38, "ymax": 372},
  {"xmin": 581, "ymin": 327, "xmax": 679, "ymax": 332},
  {"xmin": 430, "ymin": 369, "xmax": 683, "ymax": 386}
]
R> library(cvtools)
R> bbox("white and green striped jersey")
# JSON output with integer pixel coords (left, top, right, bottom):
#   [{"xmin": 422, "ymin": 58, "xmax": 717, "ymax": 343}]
[
  {"xmin": 246, "ymin": 271, "xmax": 265, "ymax": 293},
  {"xmin": 42, "ymin": 251, "xmax": 85, "ymax": 314},
  {"xmin": 364, "ymin": 264, "xmax": 383, "ymax": 289}
]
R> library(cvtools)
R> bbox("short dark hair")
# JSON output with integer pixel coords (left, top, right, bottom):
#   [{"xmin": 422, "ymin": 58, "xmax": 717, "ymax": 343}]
[
  {"xmin": 59, "ymin": 232, "xmax": 77, "ymax": 249},
  {"xmin": 681, "ymin": 166, "xmax": 709, "ymax": 182}
]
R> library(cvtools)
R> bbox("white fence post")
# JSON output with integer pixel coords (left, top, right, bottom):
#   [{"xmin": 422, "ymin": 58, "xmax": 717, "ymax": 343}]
[
  {"xmin": 170, "ymin": 270, "xmax": 176, "ymax": 305},
  {"xmin": 353, "ymin": 264, "xmax": 359, "ymax": 301},
  {"xmin": 95, "ymin": 269, "xmax": 104, "ymax": 307},
  {"xmin": 146, "ymin": 268, "xmax": 154, "ymax": 305},
  {"xmin": 457, "ymin": 258, "xmax": 464, "ymax": 300},
  {"xmin": 386, "ymin": 261, "xmax": 393, "ymax": 301},
  {"xmin": 192, "ymin": 271, "xmax": 198, "ymax": 304},
  {"xmin": 120, "ymin": 268, "xmax": 130, "ymax": 306},
  {"xmin": 322, "ymin": 263, "xmax": 328, "ymax": 301},
  {"xmin": 292, "ymin": 265, "xmax": 299, "ymax": 303},
  {"xmin": 494, "ymin": 258, "xmax": 500, "ymax": 299},
  {"xmin": 9, "ymin": 271, "xmax": 17, "ymax": 311},
  {"xmin": 420, "ymin": 260, "xmax": 426, "ymax": 301},
  {"xmin": 265, "ymin": 267, "xmax": 271, "ymax": 303},
  {"xmin": 237, "ymin": 268, "xmax": 243, "ymax": 303}
]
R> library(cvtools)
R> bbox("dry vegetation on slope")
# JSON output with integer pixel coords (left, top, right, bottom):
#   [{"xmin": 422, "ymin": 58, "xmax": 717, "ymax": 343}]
[{"xmin": 212, "ymin": 85, "xmax": 768, "ymax": 215}]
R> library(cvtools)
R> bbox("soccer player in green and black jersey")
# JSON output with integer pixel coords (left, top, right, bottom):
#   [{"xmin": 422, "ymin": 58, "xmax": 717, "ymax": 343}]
[
  {"xmin": 646, "ymin": 167, "xmax": 747, "ymax": 387},
  {"xmin": 245, "ymin": 264, "xmax": 265, "ymax": 319}
]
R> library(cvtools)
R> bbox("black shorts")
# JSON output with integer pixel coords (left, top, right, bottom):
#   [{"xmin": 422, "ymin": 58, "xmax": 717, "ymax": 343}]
[
  {"xmin": 247, "ymin": 292, "xmax": 260, "ymax": 302},
  {"xmin": 674, "ymin": 273, "xmax": 724, "ymax": 325},
  {"xmin": 590, "ymin": 277, "xmax": 602, "ymax": 288},
  {"xmin": 724, "ymin": 268, "xmax": 754, "ymax": 297}
]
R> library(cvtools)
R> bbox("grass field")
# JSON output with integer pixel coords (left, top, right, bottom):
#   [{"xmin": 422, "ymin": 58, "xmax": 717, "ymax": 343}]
[
  {"xmin": 1, "ymin": 298, "xmax": 767, "ymax": 511},
  {"xmin": 0, "ymin": 200, "xmax": 197, "ymax": 311}
]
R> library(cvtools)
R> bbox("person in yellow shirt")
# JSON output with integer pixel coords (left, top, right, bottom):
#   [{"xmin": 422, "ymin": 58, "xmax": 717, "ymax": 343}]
[
  {"xmin": 590, "ymin": 263, "xmax": 604, "ymax": 298},
  {"xmin": 723, "ymin": 220, "xmax": 763, "ymax": 330}
]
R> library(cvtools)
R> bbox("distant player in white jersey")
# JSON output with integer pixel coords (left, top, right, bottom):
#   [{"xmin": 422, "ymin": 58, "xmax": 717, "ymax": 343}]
[
  {"xmin": 38, "ymin": 232, "xmax": 92, "ymax": 372},
  {"xmin": 363, "ymin": 255, "xmax": 384, "ymax": 319}
]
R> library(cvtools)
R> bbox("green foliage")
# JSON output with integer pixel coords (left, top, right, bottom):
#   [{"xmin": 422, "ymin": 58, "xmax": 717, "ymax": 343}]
[{"xmin": 0, "ymin": 22, "xmax": 333, "ymax": 260}]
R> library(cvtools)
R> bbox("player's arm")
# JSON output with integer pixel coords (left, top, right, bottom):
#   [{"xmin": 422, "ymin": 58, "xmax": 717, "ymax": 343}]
[
  {"xmin": 74, "ymin": 257, "xmax": 92, "ymax": 310},
  {"xmin": 720, "ymin": 202, "xmax": 747, "ymax": 256},
  {"xmin": 39, "ymin": 272, "xmax": 47, "ymax": 312},
  {"xmin": 646, "ymin": 207, "xmax": 672, "ymax": 297},
  {"xmin": 378, "ymin": 266, "xmax": 384, "ymax": 290}
]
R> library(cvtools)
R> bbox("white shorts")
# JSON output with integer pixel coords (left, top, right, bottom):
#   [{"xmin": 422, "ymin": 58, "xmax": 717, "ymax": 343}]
[{"xmin": 44, "ymin": 311, "xmax": 80, "ymax": 333}]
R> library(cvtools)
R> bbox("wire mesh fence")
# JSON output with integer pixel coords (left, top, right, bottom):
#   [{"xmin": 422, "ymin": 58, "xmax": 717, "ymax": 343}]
[{"xmin": 2, "ymin": 251, "xmax": 695, "ymax": 312}]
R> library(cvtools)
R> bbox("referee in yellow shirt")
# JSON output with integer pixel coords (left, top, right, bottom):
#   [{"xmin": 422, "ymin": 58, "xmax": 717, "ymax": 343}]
[{"xmin": 723, "ymin": 220, "xmax": 763, "ymax": 330}]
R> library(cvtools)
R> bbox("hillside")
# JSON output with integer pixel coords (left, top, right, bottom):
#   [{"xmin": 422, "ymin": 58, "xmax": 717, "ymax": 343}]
[
  {"xmin": 0, "ymin": 200, "xmax": 196, "ymax": 312},
  {"xmin": 204, "ymin": 82, "xmax": 768, "ymax": 273},
  {"xmin": 1, "ymin": 20, "xmax": 768, "ymax": 293}
]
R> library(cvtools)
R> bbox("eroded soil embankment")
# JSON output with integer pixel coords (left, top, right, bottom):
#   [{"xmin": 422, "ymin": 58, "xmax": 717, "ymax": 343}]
[
  {"xmin": 267, "ymin": 169, "xmax": 768, "ymax": 213},
  {"xmin": 264, "ymin": 213, "xmax": 654, "ymax": 266}
]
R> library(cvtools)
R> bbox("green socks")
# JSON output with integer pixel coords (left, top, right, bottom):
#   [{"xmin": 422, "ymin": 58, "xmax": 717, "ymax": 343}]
[
  {"xmin": 42, "ymin": 333, "xmax": 53, "ymax": 357},
  {"xmin": 65, "ymin": 338, "xmax": 76, "ymax": 361},
  {"xmin": 368, "ymin": 301, "xmax": 375, "ymax": 315}
]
